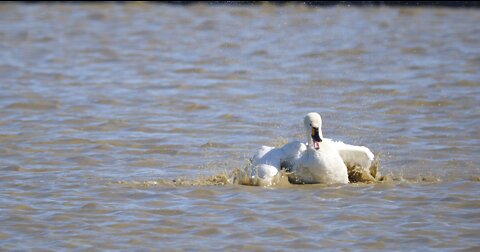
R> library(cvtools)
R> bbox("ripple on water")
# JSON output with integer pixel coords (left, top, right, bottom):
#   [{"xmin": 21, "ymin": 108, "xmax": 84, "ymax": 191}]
[
  {"xmin": 334, "ymin": 47, "xmax": 368, "ymax": 56},
  {"xmin": 401, "ymin": 47, "xmax": 427, "ymax": 54},
  {"xmin": 130, "ymin": 158, "xmax": 163, "ymax": 167},
  {"xmin": 66, "ymin": 156, "xmax": 101, "ymax": 166},
  {"xmin": 396, "ymin": 99, "xmax": 455, "ymax": 107},
  {"xmin": 183, "ymin": 188, "xmax": 218, "ymax": 199},
  {"xmin": 183, "ymin": 103, "xmax": 210, "ymax": 111},
  {"xmin": 194, "ymin": 227, "xmax": 223, "ymax": 236},
  {"xmin": 13, "ymin": 204, "xmax": 37, "ymax": 212},
  {"xmin": 6, "ymin": 100, "xmax": 61, "ymax": 110},
  {"xmin": 200, "ymin": 142, "xmax": 231, "ymax": 148},
  {"xmin": 174, "ymin": 68, "xmax": 206, "ymax": 74},
  {"xmin": 457, "ymin": 80, "xmax": 479, "ymax": 87},
  {"xmin": 146, "ymin": 209, "xmax": 185, "ymax": 216},
  {"xmin": 150, "ymin": 227, "xmax": 184, "ymax": 235}
]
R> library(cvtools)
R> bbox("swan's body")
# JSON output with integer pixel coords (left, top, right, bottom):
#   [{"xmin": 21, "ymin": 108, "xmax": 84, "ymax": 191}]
[
  {"xmin": 245, "ymin": 112, "xmax": 376, "ymax": 186},
  {"xmin": 289, "ymin": 138, "xmax": 349, "ymax": 184}
]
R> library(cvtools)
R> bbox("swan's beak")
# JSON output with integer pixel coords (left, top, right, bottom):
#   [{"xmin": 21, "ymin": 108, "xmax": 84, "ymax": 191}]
[{"xmin": 311, "ymin": 127, "xmax": 322, "ymax": 149}]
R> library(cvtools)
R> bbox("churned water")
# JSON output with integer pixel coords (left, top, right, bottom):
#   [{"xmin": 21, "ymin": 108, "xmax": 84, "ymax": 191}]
[{"xmin": 1, "ymin": 3, "xmax": 479, "ymax": 251}]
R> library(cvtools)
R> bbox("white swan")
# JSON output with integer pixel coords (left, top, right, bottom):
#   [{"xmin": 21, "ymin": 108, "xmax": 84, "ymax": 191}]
[
  {"xmin": 245, "ymin": 112, "xmax": 375, "ymax": 186},
  {"xmin": 289, "ymin": 112, "xmax": 349, "ymax": 184}
]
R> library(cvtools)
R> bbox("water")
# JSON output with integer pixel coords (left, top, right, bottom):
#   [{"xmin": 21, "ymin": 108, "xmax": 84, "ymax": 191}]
[{"xmin": 1, "ymin": 3, "xmax": 479, "ymax": 251}]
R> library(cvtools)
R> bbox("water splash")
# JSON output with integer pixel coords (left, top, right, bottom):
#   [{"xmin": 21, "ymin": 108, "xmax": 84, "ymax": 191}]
[{"xmin": 111, "ymin": 154, "xmax": 471, "ymax": 189}]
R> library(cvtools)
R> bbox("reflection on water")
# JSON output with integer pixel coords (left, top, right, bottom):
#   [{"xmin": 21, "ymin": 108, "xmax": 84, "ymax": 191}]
[{"xmin": 0, "ymin": 3, "xmax": 479, "ymax": 251}]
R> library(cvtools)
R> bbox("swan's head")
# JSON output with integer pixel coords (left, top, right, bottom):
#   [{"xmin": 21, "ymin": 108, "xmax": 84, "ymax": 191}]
[{"xmin": 304, "ymin": 112, "xmax": 323, "ymax": 149}]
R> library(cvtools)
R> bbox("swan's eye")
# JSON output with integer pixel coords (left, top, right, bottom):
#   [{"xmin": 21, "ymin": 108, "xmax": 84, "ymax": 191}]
[{"xmin": 309, "ymin": 123, "xmax": 312, "ymax": 127}]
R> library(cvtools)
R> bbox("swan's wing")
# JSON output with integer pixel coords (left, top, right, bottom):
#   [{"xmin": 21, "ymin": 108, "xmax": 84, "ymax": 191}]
[
  {"xmin": 251, "ymin": 146, "xmax": 284, "ymax": 168},
  {"xmin": 279, "ymin": 141, "xmax": 307, "ymax": 171},
  {"xmin": 247, "ymin": 146, "xmax": 283, "ymax": 181},
  {"xmin": 250, "ymin": 145, "xmax": 275, "ymax": 165},
  {"xmin": 331, "ymin": 140, "xmax": 374, "ymax": 171}
]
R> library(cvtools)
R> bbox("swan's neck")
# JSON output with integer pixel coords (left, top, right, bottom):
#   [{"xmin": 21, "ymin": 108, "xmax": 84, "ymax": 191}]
[{"xmin": 306, "ymin": 132, "xmax": 314, "ymax": 147}]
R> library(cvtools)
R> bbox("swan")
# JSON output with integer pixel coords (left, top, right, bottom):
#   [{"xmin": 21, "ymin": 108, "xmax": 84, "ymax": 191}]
[
  {"xmin": 245, "ymin": 112, "xmax": 376, "ymax": 186},
  {"xmin": 288, "ymin": 112, "xmax": 349, "ymax": 184}
]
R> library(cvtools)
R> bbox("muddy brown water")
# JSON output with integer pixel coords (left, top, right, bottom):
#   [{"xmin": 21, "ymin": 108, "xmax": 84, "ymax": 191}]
[{"xmin": 1, "ymin": 3, "xmax": 479, "ymax": 251}]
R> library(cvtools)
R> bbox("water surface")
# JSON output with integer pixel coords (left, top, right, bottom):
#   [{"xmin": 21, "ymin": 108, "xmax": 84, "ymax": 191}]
[{"xmin": 1, "ymin": 3, "xmax": 479, "ymax": 251}]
